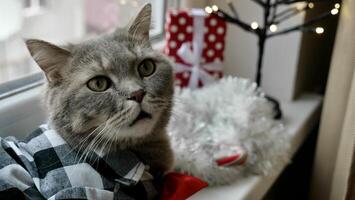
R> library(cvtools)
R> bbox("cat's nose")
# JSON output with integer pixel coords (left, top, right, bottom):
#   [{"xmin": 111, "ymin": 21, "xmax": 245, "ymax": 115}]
[{"xmin": 127, "ymin": 89, "xmax": 146, "ymax": 103}]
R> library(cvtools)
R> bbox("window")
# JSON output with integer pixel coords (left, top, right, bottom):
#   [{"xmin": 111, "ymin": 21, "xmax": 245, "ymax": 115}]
[{"xmin": 0, "ymin": 0, "xmax": 170, "ymax": 98}]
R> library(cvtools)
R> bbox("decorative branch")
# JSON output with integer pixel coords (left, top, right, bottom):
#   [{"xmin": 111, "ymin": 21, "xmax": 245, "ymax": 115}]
[
  {"xmin": 273, "ymin": 4, "xmax": 309, "ymax": 24},
  {"xmin": 227, "ymin": 0, "xmax": 239, "ymax": 18},
  {"xmin": 249, "ymin": 0, "xmax": 267, "ymax": 7},
  {"xmin": 205, "ymin": 1, "xmax": 340, "ymax": 118},
  {"xmin": 270, "ymin": 4, "xmax": 278, "ymax": 22},
  {"xmin": 274, "ymin": 7, "xmax": 296, "ymax": 19},
  {"xmin": 271, "ymin": 0, "xmax": 329, "ymax": 7},
  {"xmin": 212, "ymin": 9, "xmax": 259, "ymax": 34},
  {"xmin": 268, "ymin": 9, "xmax": 336, "ymax": 37}
]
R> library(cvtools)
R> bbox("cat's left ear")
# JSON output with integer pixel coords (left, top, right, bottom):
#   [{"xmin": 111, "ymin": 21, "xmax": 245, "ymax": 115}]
[
  {"xmin": 127, "ymin": 3, "xmax": 152, "ymax": 41},
  {"xmin": 25, "ymin": 39, "xmax": 71, "ymax": 83}
]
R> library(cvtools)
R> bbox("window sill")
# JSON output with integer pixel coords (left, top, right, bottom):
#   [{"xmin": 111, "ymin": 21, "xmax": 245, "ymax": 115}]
[
  {"xmin": 0, "ymin": 85, "xmax": 46, "ymax": 139},
  {"xmin": 188, "ymin": 93, "xmax": 323, "ymax": 200},
  {"xmin": 0, "ymin": 38, "xmax": 165, "ymax": 99}
]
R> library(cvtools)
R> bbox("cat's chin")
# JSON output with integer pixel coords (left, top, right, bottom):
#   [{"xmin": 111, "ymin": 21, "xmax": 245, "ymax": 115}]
[
  {"xmin": 129, "ymin": 110, "xmax": 152, "ymax": 127},
  {"xmin": 111, "ymin": 111, "xmax": 158, "ymax": 141}
]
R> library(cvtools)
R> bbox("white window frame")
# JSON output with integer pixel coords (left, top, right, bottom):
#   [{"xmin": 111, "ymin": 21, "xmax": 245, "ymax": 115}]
[{"xmin": 0, "ymin": 0, "xmax": 171, "ymax": 100}]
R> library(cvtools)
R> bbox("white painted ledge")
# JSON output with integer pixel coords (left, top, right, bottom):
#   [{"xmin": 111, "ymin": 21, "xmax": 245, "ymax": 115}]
[
  {"xmin": 0, "ymin": 86, "xmax": 46, "ymax": 139},
  {"xmin": 189, "ymin": 93, "xmax": 322, "ymax": 200}
]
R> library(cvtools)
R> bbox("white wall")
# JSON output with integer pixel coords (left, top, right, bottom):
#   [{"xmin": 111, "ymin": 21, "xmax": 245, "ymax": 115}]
[
  {"xmin": 310, "ymin": 0, "xmax": 355, "ymax": 198},
  {"xmin": 0, "ymin": 87, "xmax": 46, "ymax": 139},
  {"xmin": 0, "ymin": 0, "xmax": 85, "ymax": 83},
  {"xmin": 212, "ymin": 0, "xmax": 305, "ymax": 101},
  {"xmin": 5, "ymin": 0, "xmax": 85, "ymax": 63}
]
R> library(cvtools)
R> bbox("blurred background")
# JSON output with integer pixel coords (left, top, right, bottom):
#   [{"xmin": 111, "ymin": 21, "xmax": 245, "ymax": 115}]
[
  {"xmin": 0, "ymin": 0, "xmax": 339, "ymax": 102},
  {"xmin": 0, "ymin": 0, "xmax": 169, "ymax": 88}
]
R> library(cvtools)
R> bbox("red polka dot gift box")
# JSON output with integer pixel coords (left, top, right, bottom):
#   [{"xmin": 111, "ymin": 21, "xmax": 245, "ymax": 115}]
[{"xmin": 164, "ymin": 9, "xmax": 227, "ymax": 89}]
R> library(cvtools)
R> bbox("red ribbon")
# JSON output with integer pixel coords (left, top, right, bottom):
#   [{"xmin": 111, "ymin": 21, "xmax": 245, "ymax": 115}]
[
  {"xmin": 160, "ymin": 172, "xmax": 208, "ymax": 200},
  {"xmin": 215, "ymin": 152, "xmax": 248, "ymax": 167}
]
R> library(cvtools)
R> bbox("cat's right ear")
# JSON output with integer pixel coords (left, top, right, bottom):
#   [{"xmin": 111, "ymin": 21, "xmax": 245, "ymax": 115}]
[
  {"xmin": 126, "ymin": 3, "xmax": 152, "ymax": 42},
  {"xmin": 25, "ymin": 39, "xmax": 71, "ymax": 83}
]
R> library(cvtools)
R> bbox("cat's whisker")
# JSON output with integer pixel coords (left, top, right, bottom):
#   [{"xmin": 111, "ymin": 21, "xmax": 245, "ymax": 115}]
[
  {"xmin": 100, "ymin": 134, "xmax": 111, "ymax": 155},
  {"xmin": 93, "ymin": 124, "xmax": 122, "ymax": 166},
  {"xmin": 106, "ymin": 108, "xmax": 131, "ymax": 125},
  {"xmin": 79, "ymin": 124, "xmax": 108, "ymax": 164},
  {"xmin": 172, "ymin": 98, "xmax": 186, "ymax": 106},
  {"xmin": 153, "ymin": 102, "xmax": 172, "ymax": 109},
  {"xmin": 169, "ymin": 112, "xmax": 184, "ymax": 121},
  {"xmin": 92, "ymin": 135, "xmax": 108, "ymax": 166},
  {"xmin": 110, "ymin": 118, "xmax": 125, "ymax": 128},
  {"xmin": 31, "ymin": 124, "xmax": 105, "ymax": 170},
  {"xmin": 84, "ymin": 132, "xmax": 106, "ymax": 163},
  {"xmin": 95, "ymin": 127, "xmax": 111, "ymax": 153},
  {"xmin": 74, "ymin": 124, "xmax": 105, "ymax": 163},
  {"xmin": 108, "ymin": 128, "xmax": 118, "ymax": 152},
  {"xmin": 40, "ymin": 123, "xmax": 104, "ymax": 168},
  {"xmin": 99, "ymin": 125, "xmax": 120, "ymax": 156},
  {"xmin": 169, "ymin": 109, "xmax": 186, "ymax": 121}
]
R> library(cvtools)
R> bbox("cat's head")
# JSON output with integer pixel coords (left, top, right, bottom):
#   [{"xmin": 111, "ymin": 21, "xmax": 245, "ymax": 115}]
[{"xmin": 25, "ymin": 4, "xmax": 174, "ymax": 148}]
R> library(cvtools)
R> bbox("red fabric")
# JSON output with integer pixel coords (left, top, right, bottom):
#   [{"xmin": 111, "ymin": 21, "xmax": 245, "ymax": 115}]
[
  {"xmin": 160, "ymin": 172, "xmax": 208, "ymax": 200},
  {"xmin": 216, "ymin": 154, "xmax": 241, "ymax": 166},
  {"xmin": 216, "ymin": 153, "xmax": 248, "ymax": 166},
  {"xmin": 164, "ymin": 9, "xmax": 227, "ymax": 88}
]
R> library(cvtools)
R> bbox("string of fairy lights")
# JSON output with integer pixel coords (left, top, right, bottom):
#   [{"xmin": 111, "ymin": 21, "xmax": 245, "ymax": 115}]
[
  {"xmin": 114, "ymin": 0, "xmax": 341, "ymax": 119},
  {"xmin": 204, "ymin": 0, "xmax": 341, "ymax": 119},
  {"xmin": 205, "ymin": 1, "xmax": 340, "ymax": 37},
  {"xmin": 117, "ymin": 0, "xmax": 139, "ymax": 7}
]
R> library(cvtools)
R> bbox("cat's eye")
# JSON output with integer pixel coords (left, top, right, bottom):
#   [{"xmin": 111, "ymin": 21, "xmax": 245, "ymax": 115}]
[
  {"xmin": 87, "ymin": 76, "xmax": 111, "ymax": 92},
  {"xmin": 138, "ymin": 59, "xmax": 156, "ymax": 77}
]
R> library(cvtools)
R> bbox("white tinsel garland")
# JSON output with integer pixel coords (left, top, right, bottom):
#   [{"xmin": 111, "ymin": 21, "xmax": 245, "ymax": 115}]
[{"xmin": 167, "ymin": 76, "xmax": 291, "ymax": 185}]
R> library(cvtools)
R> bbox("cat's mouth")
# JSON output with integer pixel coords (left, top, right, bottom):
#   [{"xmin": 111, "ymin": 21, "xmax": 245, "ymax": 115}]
[{"xmin": 129, "ymin": 110, "xmax": 152, "ymax": 127}]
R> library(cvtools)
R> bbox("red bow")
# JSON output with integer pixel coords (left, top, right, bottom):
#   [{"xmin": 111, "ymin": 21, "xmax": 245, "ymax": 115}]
[{"xmin": 160, "ymin": 172, "xmax": 208, "ymax": 200}]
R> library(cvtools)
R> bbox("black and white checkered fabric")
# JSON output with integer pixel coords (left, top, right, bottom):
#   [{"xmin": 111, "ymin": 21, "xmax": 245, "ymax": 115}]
[{"xmin": 0, "ymin": 124, "xmax": 157, "ymax": 200}]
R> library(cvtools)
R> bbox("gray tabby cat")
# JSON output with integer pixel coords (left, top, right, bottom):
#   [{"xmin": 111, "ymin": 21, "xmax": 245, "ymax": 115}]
[{"xmin": 25, "ymin": 4, "xmax": 174, "ymax": 175}]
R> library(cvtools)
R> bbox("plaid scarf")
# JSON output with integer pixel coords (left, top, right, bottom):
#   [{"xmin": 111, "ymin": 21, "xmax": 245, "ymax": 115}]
[{"xmin": 0, "ymin": 124, "xmax": 157, "ymax": 200}]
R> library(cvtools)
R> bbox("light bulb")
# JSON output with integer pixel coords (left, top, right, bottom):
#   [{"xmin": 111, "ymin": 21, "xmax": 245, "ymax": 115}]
[
  {"xmin": 205, "ymin": 6, "xmax": 213, "ymax": 14},
  {"xmin": 308, "ymin": 2, "xmax": 314, "ymax": 9},
  {"xmin": 334, "ymin": 3, "xmax": 340, "ymax": 9},
  {"xmin": 296, "ymin": 3, "xmax": 305, "ymax": 11},
  {"xmin": 212, "ymin": 5, "xmax": 219, "ymax": 12},
  {"xmin": 131, "ymin": 0, "xmax": 138, "ymax": 7},
  {"xmin": 331, "ymin": 8, "xmax": 339, "ymax": 15},
  {"xmin": 315, "ymin": 27, "xmax": 324, "ymax": 34},
  {"xmin": 251, "ymin": 22, "xmax": 259, "ymax": 30},
  {"xmin": 269, "ymin": 24, "xmax": 278, "ymax": 32}
]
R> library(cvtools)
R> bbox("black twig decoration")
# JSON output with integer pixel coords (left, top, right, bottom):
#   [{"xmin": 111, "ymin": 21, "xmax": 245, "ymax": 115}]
[
  {"xmin": 205, "ymin": 0, "xmax": 340, "ymax": 119},
  {"xmin": 206, "ymin": 0, "xmax": 340, "ymax": 86}
]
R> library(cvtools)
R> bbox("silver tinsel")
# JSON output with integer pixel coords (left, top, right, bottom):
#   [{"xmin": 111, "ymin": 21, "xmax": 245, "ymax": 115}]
[{"xmin": 167, "ymin": 76, "xmax": 291, "ymax": 185}]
